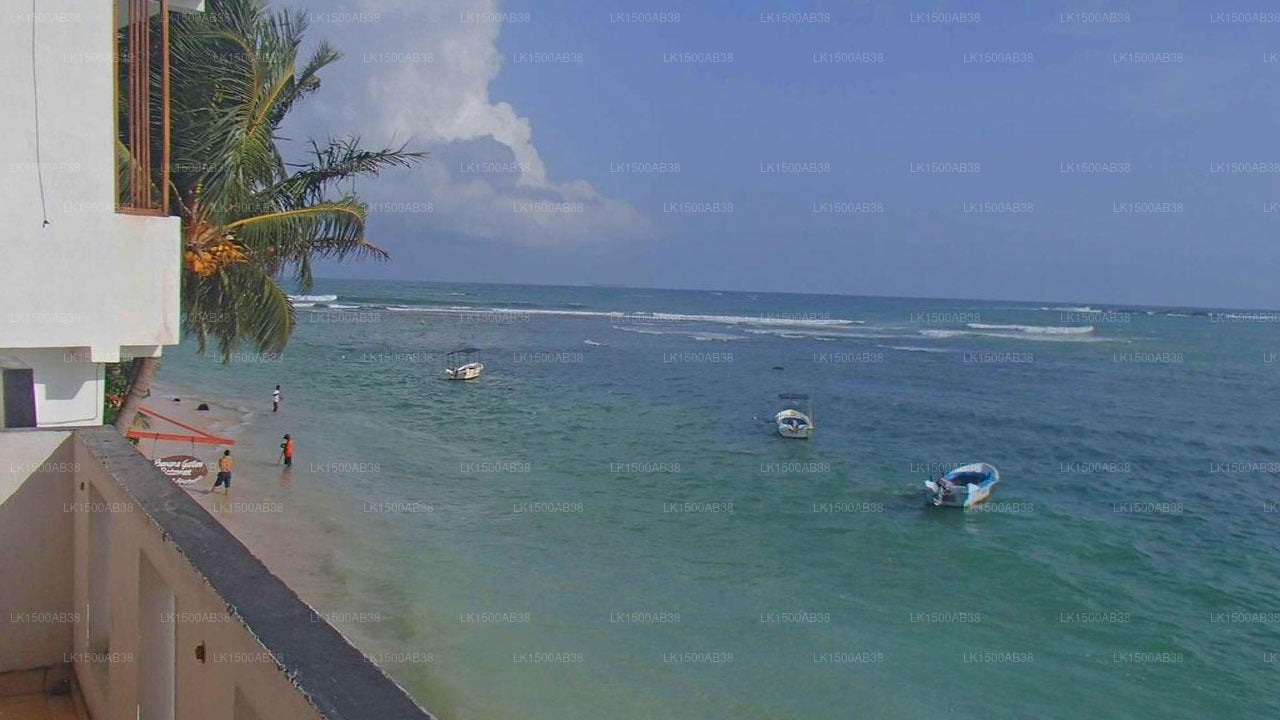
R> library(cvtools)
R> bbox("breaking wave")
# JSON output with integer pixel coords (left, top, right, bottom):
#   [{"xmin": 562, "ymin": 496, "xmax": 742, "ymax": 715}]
[{"xmin": 967, "ymin": 323, "xmax": 1095, "ymax": 335}]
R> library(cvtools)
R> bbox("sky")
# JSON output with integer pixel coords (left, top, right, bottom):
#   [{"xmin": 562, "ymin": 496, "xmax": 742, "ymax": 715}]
[{"xmin": 285, "ymin": 0, "xmax": 1280, "ymax": 309}]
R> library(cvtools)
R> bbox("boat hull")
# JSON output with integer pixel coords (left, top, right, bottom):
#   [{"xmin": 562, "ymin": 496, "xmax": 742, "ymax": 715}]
[
  {"xmin": 922, "ymin": 482, "xmax": 996, "ymax": 507},
  {"xmin": 445, "ymin": 362, "xmax": 484, "ymax": 380},
  {"xmin": 777, "ymin": 425, "xmax": 813, "ymax": 439},
  {"xmin": 775, "ymin": 409, "xmax": 814, "ymax": 439},
  {"xmin": 923, "ymin": 463, "xmax": 999, "ymax": 508}
]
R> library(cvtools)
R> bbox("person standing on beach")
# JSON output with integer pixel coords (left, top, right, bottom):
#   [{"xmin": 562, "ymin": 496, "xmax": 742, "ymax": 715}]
[
  {"xmin": 272, "ymin": 385, "xmax": 282, "ymax": 412},
  {"xmin": 212, "ymin": 450, "xmax": 233, "ymax": 493},
  {"xmin": 280, "ymin": 434, "xmax": 294, "ymax": 467}
]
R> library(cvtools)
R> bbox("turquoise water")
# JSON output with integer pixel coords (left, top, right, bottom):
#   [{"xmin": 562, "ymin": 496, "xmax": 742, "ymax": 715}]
[{"xmin": 156, "ymin": 280, "xmax": 1280, "ymax": 719}]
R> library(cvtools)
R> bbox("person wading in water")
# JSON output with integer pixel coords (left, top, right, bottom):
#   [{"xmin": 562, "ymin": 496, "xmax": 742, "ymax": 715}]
[{"xmin": 280, "ymin": 434, "xmax": 294, "ymax": 467}]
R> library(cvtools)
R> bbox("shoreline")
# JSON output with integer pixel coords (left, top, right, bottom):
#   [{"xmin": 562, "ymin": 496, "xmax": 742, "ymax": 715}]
[
  {"xmin": 137, "ymin": 380, "xmax": 348, "ymax": 618},
  {"xmin": 134, "ymin": 379, "xmax": 463, "ymax": 714},
  {"xmin": 135, "ymin": 286, "xmax": 1269, "ymax": 720}
]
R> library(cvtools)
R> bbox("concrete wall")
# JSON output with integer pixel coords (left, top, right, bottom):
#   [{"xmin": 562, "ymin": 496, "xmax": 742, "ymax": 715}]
[
  {"xmin": 0, "ymin": 349, "xmax": 103, "ymax": 428},
  {"xmin": 0, "ymin": 1, "xmax": 183, "ymax": 426},
  {"xmin": 71, "ymin": 433, "xmax": 325, "ymax": 720},
  {"xmin": 1, "ymin": 428, "xmax": 434, "ymax": 719},
  {"xmin": 0, "ymin": 431, "xmax": 76, "ymax": 672}
]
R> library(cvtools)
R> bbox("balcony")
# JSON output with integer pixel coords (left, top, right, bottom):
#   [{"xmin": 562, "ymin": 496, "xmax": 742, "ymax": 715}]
[
  {"xmin": 115, "ymin": 0, "xmax": 171, "ymax": 216},
  {"xmin": 0, "ymin": 427, "xmax": 435, "ymax": 719},
  {"xmin": 0, "ymin": 1, "xmax": 193, "ymax": 426},
  {"xmin": 114, "ymin": 0, "xmax": 204, "ymax": 215}
]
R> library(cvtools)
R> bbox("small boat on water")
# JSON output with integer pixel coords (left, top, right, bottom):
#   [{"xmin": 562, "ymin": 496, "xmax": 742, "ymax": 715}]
[
  {"xmin": 444, "ymin": 348, "xmax": 484, "ymax": 380},
  {"xmin": 775, "ymin": 393, "xmax": 814, "ymax": 439},
  {"xmin": 924, "ymin": 462, "xmax": 999, "ymax": 508}
]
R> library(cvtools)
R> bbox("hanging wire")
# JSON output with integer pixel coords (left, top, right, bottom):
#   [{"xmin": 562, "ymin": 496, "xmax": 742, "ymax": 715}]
[{"xmin": 30, "ymin": 0, "xmax": 50, "ymax": 227}]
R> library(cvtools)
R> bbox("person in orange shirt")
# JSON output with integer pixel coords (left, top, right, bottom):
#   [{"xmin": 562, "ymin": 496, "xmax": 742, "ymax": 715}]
[
  {"xmin": 280, "ymin": 434, "xmax": 294, "ymax": 467},
  {"xmin": 212, "ymin": 450, "xmax": 233, "ymax": 493}
]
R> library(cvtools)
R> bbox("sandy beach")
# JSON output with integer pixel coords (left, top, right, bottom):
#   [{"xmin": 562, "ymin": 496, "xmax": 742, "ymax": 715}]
[
  {"xmin": 133, "ymin": 378, "xmax": 467, "ymax": 711},
  {"xmin": 137, "ymin": 282, "xmax": 1280, "ymax": 720},
  {"xmin": 135, "ymin": 382, "xmax": 351, "ymax": 609},
  {"xmin": 135, "ymin": 381, "xmax": 266, "ymax": 512}
]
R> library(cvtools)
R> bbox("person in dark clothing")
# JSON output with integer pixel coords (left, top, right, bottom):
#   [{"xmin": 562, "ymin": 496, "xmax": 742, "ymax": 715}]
[{"xmin": 212, "ymin": 450, "xmax": 233, "ymax": 493}]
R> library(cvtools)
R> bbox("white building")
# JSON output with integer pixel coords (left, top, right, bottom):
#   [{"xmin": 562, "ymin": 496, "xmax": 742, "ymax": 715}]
[
  {"xmin": 0, "ymin": 4, "xmax": 438, "ymax": 718},
  {"xmin": 0, "ymin": 0, "xmax": 203, "ymax": 428}
]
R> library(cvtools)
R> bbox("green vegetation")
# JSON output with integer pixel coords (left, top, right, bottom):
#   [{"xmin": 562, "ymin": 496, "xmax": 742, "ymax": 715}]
[{"xmin": 112, "ymin": 0, "xmax": 425, "ymax": 430}]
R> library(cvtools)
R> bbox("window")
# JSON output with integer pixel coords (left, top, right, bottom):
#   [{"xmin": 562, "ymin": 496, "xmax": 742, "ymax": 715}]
[{"xmin": 1, "ymin": 369, "xmax": 36, "ymax": 428}]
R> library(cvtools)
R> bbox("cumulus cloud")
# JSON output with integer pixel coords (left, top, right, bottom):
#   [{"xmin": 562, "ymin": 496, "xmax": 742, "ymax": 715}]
[{"xmin": 300, "ymin": 0, "xmax": 647, "ymax": 245}]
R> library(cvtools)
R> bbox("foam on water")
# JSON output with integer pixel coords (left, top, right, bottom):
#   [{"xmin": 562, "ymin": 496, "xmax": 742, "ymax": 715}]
[
  {"xmin": 159, "ymin": 280, "xmax": 1280, "ymax": 720},
  {"xmin": 743, "ymin": 327, "xmax": 901, "ymax": 340},
  {"xmin": 920, "ymin": 328, "xmax": 1113, "ymax": 343},
  {"xmin": 967, "ymin": 323, "xmax": 1096, "ymax": 335},
  {"xmin": 1038, "ymin": 305, "xmax": 1099, "ymax": 313},
  {"xmin": 918, "ymin": 329, "xmax": 967, "ymax": 339},
  {"xmin": 879, "ymin": 344, "xmax": 953, "ymax": 353},
  {"xmin": 384, "ymin": 304, "xmax": 863, "ymax": 329},
  {"xmin": 611, "ymin": 325, "xmax": 672, "ymax": 335}
]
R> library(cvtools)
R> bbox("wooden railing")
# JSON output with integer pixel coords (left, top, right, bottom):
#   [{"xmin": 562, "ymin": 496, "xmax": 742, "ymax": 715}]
[{"xmin": 117, "ymin": 0, "xmax": 170, "ymax": 215}]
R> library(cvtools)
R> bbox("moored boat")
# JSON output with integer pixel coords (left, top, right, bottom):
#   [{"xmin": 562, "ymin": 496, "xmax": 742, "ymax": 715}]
[
  {"xmin": 923, "ymin": 462, "xmax": 999, "ymax": 507},
  {"xmin": 444, "ymin": 348, "xmax": 484, "ymax": 380},
  {"xmin": 775, "ymin": 393, "xmax": 814, "ymax": 438}
]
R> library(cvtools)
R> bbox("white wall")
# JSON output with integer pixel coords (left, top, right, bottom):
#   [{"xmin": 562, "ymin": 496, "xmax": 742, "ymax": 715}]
[
  {"xmin": 71, "ymin": 432, "xmax": 326, "ymax": 720},
  {"xmin": 0, "ymin": 348, "xmax": 104, "ymax": 427},
  {"xmin": 0, "ymin": 431, "xmax": 75, "ymax": 672},
  {"xmin": 0, "ymin": 1, "xmax": 184, "ymax": 426}
]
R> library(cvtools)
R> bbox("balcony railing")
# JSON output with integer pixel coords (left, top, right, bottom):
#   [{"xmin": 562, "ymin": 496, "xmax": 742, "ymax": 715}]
[
  {"xmin": 0, "ymin": 428, "xmax": 436, "ymax": 719},
  {"xmin": 116, "ymin": 0, "xmax": 171, "ymax": 215}
]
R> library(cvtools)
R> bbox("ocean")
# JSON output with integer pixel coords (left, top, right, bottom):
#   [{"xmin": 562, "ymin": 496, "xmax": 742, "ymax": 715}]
[{"xmin": 153, "ymin": 279, "xmax": 1280, "ymax": 719}]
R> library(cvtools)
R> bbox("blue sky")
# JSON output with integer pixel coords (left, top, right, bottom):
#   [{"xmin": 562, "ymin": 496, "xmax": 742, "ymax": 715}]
[{"xmin": 291, "ymin": 0, "xmax": 1280, "ymax": 308}]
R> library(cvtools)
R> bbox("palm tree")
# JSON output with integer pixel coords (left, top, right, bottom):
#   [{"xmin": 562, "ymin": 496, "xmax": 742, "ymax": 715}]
[{"xmin": 113, "ymin": 0, "xmax": 424, "ymax": 430}]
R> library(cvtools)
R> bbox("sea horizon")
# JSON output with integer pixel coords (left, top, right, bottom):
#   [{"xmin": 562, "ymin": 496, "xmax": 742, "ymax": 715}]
[
  {"xmin": 304, "ymin": 275, "xmax": 1280, "ymax": 316},
  {"xmin": 6, "ymin": 1, "xmax": 1278, "ymax": 717},
  {"xmin": 149, "ymin": 279, "xmax": 1280, "ymax": 719}
]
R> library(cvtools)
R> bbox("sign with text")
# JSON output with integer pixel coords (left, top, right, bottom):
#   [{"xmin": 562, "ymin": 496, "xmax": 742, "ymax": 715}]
[{"xmin": 154, "ymin": 455, "xmax": 208, "ymax": 485}]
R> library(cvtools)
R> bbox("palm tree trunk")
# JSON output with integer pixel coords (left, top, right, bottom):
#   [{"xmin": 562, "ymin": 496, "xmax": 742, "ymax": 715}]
[{"xmin": 112, "ymin": 356, "xmax": 158, "ymax": 432}]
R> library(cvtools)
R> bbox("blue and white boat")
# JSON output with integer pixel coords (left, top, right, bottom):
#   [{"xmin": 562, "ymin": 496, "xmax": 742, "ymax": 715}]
[
  {"xmin": 775, "ymin": 393, "xmax": 814, "ymax": 439},
  {"xmin": 923, "ymin": 463, "xmax": 999, "ymax": 508}
]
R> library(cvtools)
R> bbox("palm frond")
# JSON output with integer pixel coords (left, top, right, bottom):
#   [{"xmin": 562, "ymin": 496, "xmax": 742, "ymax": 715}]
[
  {"xmin": 183, "ymin": 261, "xmax": 293, "ymax": 359},
  {"xmin": 270, "ymin": 137, "xmax": 427, "ymax": 207},
  {"xmin": 168, "ymin": 0, "xmax": 422, "ymax": 360},
  {"xmin": 267, "ymin": 39, "xmax": 341, "ymax": 128}
]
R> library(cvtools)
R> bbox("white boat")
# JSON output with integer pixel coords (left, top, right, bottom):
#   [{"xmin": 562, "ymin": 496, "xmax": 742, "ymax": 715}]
[
  {"xmin": 775, "ymin": 393, "xmax": 814, "ymax": 439},
  {"xmin": 923, "ymin": 463, "xmax": 999, "ymax": 508},
  {"xmin": 444, "ymin": 348, "xmax": 484, "ymax": 381}
]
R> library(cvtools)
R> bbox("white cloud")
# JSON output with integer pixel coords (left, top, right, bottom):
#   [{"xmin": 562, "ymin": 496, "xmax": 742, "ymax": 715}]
[{"xmin": 302, "ymin": 0, "xmax": 648, "ymax": 245}]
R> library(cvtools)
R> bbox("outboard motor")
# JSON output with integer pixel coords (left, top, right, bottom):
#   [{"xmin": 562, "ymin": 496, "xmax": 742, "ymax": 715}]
[{"xmin": 928, "ymin": 476, "xmax": 952, "ymax": 506}]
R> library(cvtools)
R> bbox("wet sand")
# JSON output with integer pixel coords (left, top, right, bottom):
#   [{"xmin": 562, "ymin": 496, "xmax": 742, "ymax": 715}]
[
  {"xmin": 134, "ymin": 380, "xmax": 461, "ymax": 716},
  {"xmin": 135, "ymin": 382, "xmax": 345, "ymax": 602}
]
